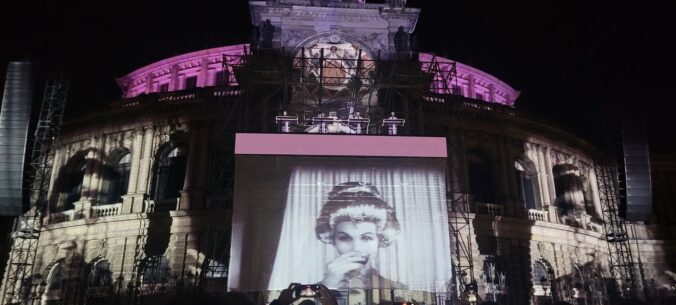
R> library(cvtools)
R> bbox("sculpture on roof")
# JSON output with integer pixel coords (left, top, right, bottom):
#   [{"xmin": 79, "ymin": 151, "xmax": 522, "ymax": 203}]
[
  {"xmin": 394, "ymin": 26, "xmax": 410, "ymax": 52},
  {"xmin": 260, "ymin": 19, "xmax": 275, "ymax": 48}
]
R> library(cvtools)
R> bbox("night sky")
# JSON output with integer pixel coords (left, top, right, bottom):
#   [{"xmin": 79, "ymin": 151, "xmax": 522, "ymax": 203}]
[{"xmin": 1, "ymin": 0, "xmax": 674, "ymax": 152}]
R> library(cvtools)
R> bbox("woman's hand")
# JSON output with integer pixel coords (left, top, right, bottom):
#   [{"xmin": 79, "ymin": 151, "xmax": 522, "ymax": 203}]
[
  {"xmin": 321, "ymin": 252, "xmax": 369, "ymax": 288},
  {"xmin": 277, "ymin": 283, "xmax": 301, "ymax": 305}
]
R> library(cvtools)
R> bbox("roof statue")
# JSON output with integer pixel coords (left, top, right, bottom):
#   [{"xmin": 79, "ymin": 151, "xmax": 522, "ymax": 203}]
[
  {"xmin": 260, "ymin": 19, "xmax": 275, "ymax": 48},
  {"xmin": 394, "ymin": 26, "xmax": 410, "ymax": 52}
]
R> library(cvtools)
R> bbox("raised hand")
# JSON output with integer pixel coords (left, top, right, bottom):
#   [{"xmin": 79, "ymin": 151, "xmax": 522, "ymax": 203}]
[
  {"xmin": 277, "ymin": 283, "xmax": 301, "ymax": 305},
  {"xmin": 321, "ymin": 252, "xmax": 369, "ymax": 288}
]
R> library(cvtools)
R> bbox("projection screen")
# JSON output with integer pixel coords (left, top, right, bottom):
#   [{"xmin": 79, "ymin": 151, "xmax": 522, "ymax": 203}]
[{"xmin": 229, "ymin": 134, "xmax": 452, "ymax": 296}]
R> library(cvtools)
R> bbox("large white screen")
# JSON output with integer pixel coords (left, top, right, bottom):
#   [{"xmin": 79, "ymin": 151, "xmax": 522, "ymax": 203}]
[{"xmin": 229, "ymin": 156, "xmax": 452, "ymax": 293}]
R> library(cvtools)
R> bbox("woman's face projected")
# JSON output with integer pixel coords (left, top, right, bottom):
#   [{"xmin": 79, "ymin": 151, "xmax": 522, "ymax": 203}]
[{"xmin": 333, "ymin": 221, "xmax": 379, "ymax": 263}]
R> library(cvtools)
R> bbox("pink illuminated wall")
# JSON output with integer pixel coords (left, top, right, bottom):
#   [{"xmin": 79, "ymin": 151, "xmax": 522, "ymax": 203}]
[
  {"xmin": 235, "ymin": 133, "xmax": 447, "ymax": 158},
  {"xmin": 419, "ymin": 53, "xmax": 519, "ymax": 106},
  {"xmin": 117, "ymin": 44, "xmax": 519, "ymax": 106},
  {"xmin": 116, "ymin": 44, "xmax": 248, "ymax": 98}
]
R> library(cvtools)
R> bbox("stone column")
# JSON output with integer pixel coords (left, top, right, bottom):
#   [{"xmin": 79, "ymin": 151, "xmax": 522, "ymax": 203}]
[
  {"xmin": 532, "ymin": 144, "xmax": 550, "ymax": 207},
  {"xmin": 122, "ymin": 127, "xmax": 154, "ymax": 213},
  {"xmin": 587, "ymin": 168, "xmax": 603, "ymax": 218},
  {"xmin": 94, "ymin": 135, "xmax": 110, "ymax": 202},
  {"xmin": 45, "ymin": 147, "xmax": 64, "ymax": 216},
  {"xmin": 192, "ymin": 123, "xmax": 210, "ymax": 209},
  {"xmin": 198, "ymin": 57, "xmax": 209, "ymax": 87},
  {"xmin": 145, "ymin": 73, "xmax": 154, "ymax": 94},
  {"xmin": 543, "ymin": 147, "xmax": 558, "ymax": 222},
  {"xmin": 543, "ymin": 147, "xmax": 557, "ymax": 201},
  {"xmin": 488, "ymin": 83, "xmax": 496, "ymax": 103},
  {"xmin": 497, "ymin": 137, "xmax": 513, "ymax": 215},
  {"xmin": 447, "ymin": 133, "xmax": 464, "ymax": 194},
  {"xmin": 138, "ymin": 128, "xmax": 156, "ymax": 195},
  {"xmin": 179, "ymin": 123, "xmax": 201, "ymax": 210},
  {"xmin": 505, "ymin": 139, "xmax": 520, "ymax": 215},
  {"xmin": 169, "ymin": 64, "xmax": 179, "ymax": 91},
  {"xmin": 467, "ymin": 74, "xmax": 476, "ymax": 98},
  {"xmin": 122, "ymin": 128, "xmax": 144, "ymax": 213},
  {"xmin": 74, "ymin": 138, "xmax": 99, "ymax": 219}
]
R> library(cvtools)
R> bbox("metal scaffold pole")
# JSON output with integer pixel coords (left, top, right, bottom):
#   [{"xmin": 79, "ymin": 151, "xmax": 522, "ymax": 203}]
[
  {"xmin": 1, "ymin": 75, "xmax": 69, "ymax": 305},
  {"xmin": 595, "ymin": 161, "xmax": 636, "ymax": 298}
]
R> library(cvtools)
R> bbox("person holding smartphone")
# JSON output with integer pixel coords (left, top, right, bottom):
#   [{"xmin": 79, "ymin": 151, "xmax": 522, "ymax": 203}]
[{"xmin": 271, "ymin": 283, "xmax": 337, "ymax": 305}]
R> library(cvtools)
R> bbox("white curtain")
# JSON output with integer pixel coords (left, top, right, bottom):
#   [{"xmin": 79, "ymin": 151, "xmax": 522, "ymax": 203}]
[{"xmin": 267, "ymin": 164, "xmax": 452, "ymax": 292}]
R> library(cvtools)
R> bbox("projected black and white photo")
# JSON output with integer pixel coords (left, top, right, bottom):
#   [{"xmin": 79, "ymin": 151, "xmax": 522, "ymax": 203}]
[{"xmin": 228, "ymin": 156, "xmax": 452, "ymax": 293}]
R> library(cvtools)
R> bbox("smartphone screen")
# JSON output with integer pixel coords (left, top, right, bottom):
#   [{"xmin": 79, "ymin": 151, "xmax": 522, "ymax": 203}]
[{"xmin": 298, "ymin": 285, "xmax": 321, "ymax": 298}]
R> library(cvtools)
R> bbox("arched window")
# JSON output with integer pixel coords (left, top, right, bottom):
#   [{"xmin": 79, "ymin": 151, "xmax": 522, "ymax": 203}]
[
  {"xmin": 533, "ymin": 261, "xmax": 549, "ymax": 285},
  {"xmin": 468, "ymin": 151, "xmax": 494, "ymax": 203},
  {"xmin": 101, "ymin": 152, "xmax": 132, "ymax": 204},
  {"xmin": 515, "ymin": 160, "xmax": 538, "ymax": 210},
  {"xmin": 151, "ymin": 146, "xmax": 187, "ymax": 200},
  {"xmin": 61, "ymin": 156, "xmax": 86, "ymax": 210},
  {"xmin": 47, "ymin": 263, "xmax": 63, "ymax": 291},
  {"xmin": 141, "ymin": 256, "xmax": 171, "ymax": 284},
  {"xmin": 88, "ymin": 259, "xmax": 112, "ymax": 288}
]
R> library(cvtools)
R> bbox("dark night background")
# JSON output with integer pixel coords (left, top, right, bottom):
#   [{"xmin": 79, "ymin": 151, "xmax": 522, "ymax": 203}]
[{"xmin": 0, "ymin": 0, "xmax": 674, "ymax": 153}]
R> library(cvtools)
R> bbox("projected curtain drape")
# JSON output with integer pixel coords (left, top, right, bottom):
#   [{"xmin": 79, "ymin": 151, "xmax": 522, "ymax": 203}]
[{"xmin": 267, "ymin": 164, "xmax": 452, "ymax": 292}]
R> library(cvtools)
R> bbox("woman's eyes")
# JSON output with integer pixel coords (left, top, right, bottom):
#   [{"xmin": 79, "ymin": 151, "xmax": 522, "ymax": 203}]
[
  {"xmin": 361, "ymin": 234, "xmax": 375, "ymax": 241},
  {"xmin": 336, "ymin": 234, "xmax": 352, "ymax": 242}
]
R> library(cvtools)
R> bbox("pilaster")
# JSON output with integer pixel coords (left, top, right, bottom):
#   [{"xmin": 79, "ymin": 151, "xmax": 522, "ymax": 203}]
[
  {"xmin": 198, "ymin": 57, "xmax": 209, "ymax": 87},
  {"xmin": 179, "ymin": 123, "xmax": 200, "ymax": 210},
  {"xmin": 535, "ymin": 145, "xmax": 551, "ymax": 207},
  {"xmin": 122, "ymin": 127, "xmax": 154, "ymax": 214},
  {"xmin": 192, "ymin": 123, "xmax": 210, "ymax": 209}
]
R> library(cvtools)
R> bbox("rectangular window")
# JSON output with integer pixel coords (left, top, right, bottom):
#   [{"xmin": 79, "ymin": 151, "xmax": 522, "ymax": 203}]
[
  {"xmin": 185, "ymin": 76, "xmax": 198, "ymax": 90},
  {"xmin": 159, "ymin": 83, "xmax": 169, "ymax": 92},
  {"xmin": 215, "ymin": 70, "xmax": 230, "ymax": 86},
  {"xmin": 475, "ymin": 93, "xmax": 484, "ymax": 101}
]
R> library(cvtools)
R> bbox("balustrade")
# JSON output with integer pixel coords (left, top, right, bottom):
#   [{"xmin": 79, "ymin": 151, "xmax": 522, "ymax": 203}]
[
  {"xmin": 475, "ymin": 202, "xmax": 504, "ymax": 216},
  {"xmin": 92, "ymin": 203, "xmax": 122, "ymax": 218},
  {"xmin": 49, "ymin": 210, "xmax": 74, "ymax": 224},
  {"xmin": 527, "ymin": 209, "xmax": 549, "ymax": 222}
]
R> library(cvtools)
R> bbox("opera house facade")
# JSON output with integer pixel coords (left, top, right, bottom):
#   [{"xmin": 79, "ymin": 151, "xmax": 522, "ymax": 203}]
[{"xmin": 1, "ymin": 1, "xmax": 674, "ymax": 305}]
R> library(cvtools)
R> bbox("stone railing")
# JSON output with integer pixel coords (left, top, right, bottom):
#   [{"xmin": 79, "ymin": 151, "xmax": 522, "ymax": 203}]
[
  {"xmin": 475, "ymin": 203, "xmax": 504, "ymax": 216},
  {"xmin": 145, "ymin": 199, "xmax": 178, "ymax": 213},
  {"xmin": 527, "ymin": 209, "xmax": 549, "ymax": 222},
  {"xmin": 92, "ymin": 203, "xmax": 122, "ymax": 218},
  {"xmin": 50, "ymin": 210, "xmax": 74, "ymax": 224}
]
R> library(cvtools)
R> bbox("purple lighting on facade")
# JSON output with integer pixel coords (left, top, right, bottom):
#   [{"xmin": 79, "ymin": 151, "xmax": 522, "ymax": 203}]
[
  {"xmin": 419, "ymin": 53, "xmax": 519, "ymax": 106},
  {"xmin": 117, "ymin": 45, "xmax": 519, "ymax": 106}
]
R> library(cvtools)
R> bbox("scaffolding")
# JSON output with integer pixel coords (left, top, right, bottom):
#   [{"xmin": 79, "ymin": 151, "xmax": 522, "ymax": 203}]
[
  {"xmin": 595, "ymin": 161, "xmax": 636, "ymax": 298},
  {"xmin": 1, "ymin": 75, "xmax": 69, "ymax": 305},
  {"xmin": 448, "ymin": 193, "xmax": 475, "ymax": 302},
  {"xmin": 220, "ymin": 47, "xmax": 463, "ymax": 134},
  {"xmin": 196, "ymin": 53, "xmax": 246, "ymax": 295},
  {"xmin": 594, "ymin": 102, "xmax": 638, "ymax": 299},
  {"xmin": 193, "ymin": 47, "xmax": 474, "ymax": 305}
]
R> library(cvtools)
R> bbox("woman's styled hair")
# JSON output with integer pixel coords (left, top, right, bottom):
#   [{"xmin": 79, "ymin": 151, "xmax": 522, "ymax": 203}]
[{"xmin": 315, "ymin": 182, "xmax": 400, "ymax": 247}]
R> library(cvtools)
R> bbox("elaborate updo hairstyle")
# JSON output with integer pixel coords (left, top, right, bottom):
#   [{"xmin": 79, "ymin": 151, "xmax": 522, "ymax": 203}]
[{"xmin": 315, "ymin": 182, "xmax": 400, "ymax": 247}]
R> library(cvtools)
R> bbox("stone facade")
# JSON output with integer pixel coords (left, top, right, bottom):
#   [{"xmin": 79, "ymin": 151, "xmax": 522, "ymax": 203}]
[
  {"xmin": 2, "ymin": 2, "xmax": 675, "ymax": 305},
  {"xmin": 1, "ymin": 91, "xmax": 669, "ymax": 305}
]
